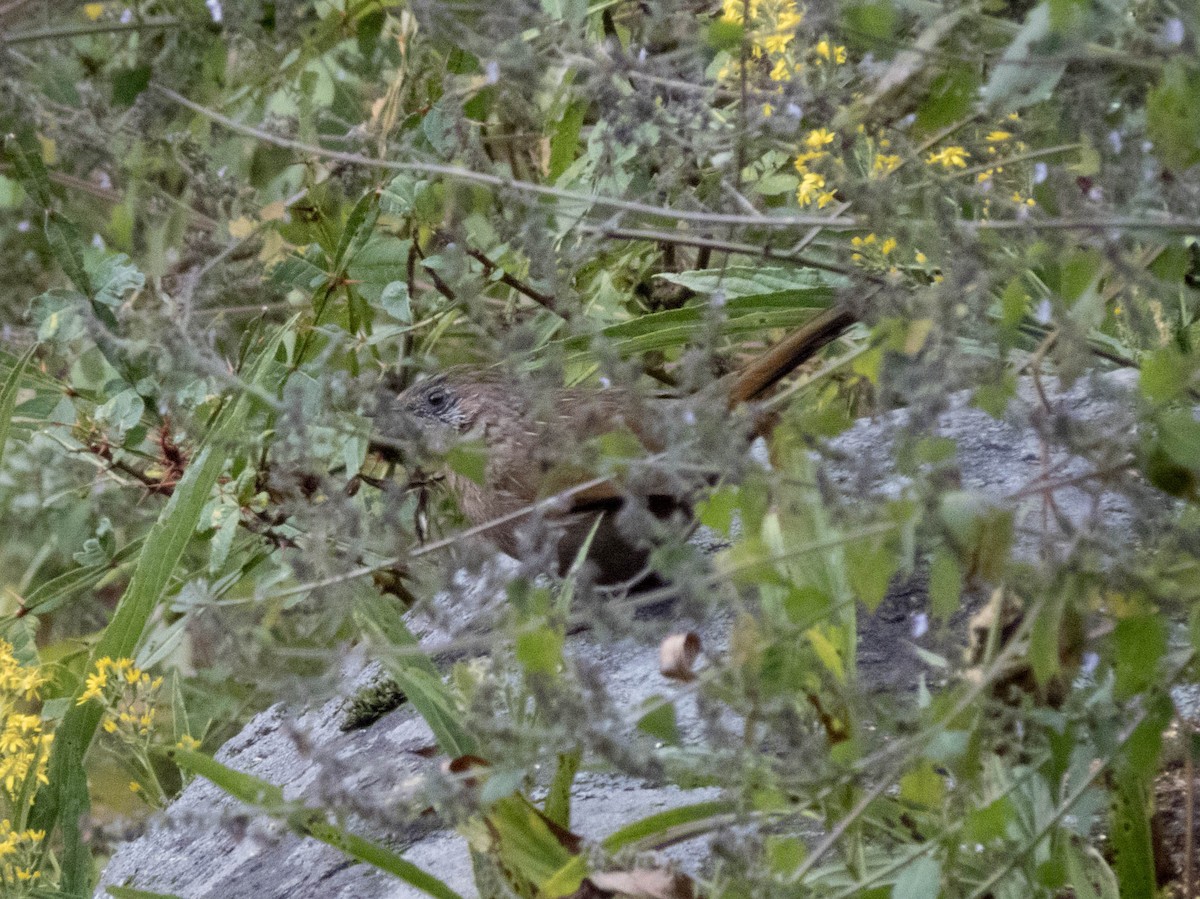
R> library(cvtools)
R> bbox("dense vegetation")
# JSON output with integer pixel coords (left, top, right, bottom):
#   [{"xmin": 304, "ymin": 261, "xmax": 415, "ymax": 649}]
[{"xmin": 1, "ymin": 0, "xmax": 1200, "ymax": 895}]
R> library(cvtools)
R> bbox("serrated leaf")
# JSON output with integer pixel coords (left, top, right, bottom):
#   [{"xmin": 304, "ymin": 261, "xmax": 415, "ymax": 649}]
[{"xmin": 656, "ymin": 266, "xmax": 845, "ymax": 298}]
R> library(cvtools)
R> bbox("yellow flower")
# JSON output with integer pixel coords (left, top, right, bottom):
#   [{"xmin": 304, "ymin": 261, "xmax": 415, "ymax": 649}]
[
  {"xmin": 796, "ymin": 172, "xmax": 827, "ymax": 206},
  {"xmin": 985, "ymin": 130, "xmax": 1012, "ymax": 142},
  {"xmin": 762, "ymin": 102, "xmax": 774, "ymax": 117},
  {"xmin": 805, "ymin": 128, "xmax": 835, "ymax": 149},
  {"xmin": 814, "ymin": 40, "xmax": 847, "ymax": 64},
  {"xmin": 129, "ymin": 781, "xmax": 141, "ymax": 793},
  {"xmin": 761, "ymin": 30, "xmax": 795, "ymax": 55},
  {"xmin": 769, "ymin": 58, "xmax": 791, "ymax": 81},
  {"xmin": 926, "ymin": 146, "xmax": 970, "ymax": 169},
  {"xmin": 915, "ymin": 251, "xmax": 927, "ymax": 264},
  {"xmin": 793, "ymin": 150, "xmax": 827, "ymax": 172},
  {"xmin": 880, "ymin": 238, "xmax": 897, "ymax": 255},
  {"xmin": 776, "ymin": 4, "xmax": 803, "ymax": 31},
  {"xmin": 872, "ymin": 154, "xmax": 901, "ymax": 177},
  {"xmin": 816, "ymin": 190, "xmax": 838, "ymax": 208},
  {"xmin": 176, "ymin": 734, "xmax": 201, "ymax": 750}
]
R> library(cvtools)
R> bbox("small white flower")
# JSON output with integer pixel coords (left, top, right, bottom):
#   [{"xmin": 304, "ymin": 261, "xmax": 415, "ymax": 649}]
[
  {"xmin": 1033, "ymin": 162, "xmax": 1047, "ymax": 184},
  {"xmin": 1107, "ymin": 130, "xmax": 1122, "ymax": 154},
  {"xmin": 16, "ymin": 220, "xmax": 29, "ymax": 232},
  {"xmin": 1162, "ymin": 18, "xmax": 1185, "ymax": 47},
  {"xmin": 785, "ymin": 103, "xmax": 803, "ymax": 119},
  {"xmin": 206, "ymin": 0, "xmax": 223, "ymax": 23},
  {"xmin": 1035, "ymin": 298, "xmax": 1053, "ymax": 325},
  {"xmin": 911, "ymin": 613, "xmax": 929, "ymax": 638},
  {"xmin": 709, "ymin": 290, "xmax": 726, "ymax": 308},
  {"xmin": 1081, "ymin": 651, "xmax": 1099, "ymax": 675},
  {"xmin": 485, "ymin": 60, "xmax": 499, "ymax": 84},
  {"xmin": 91, "ymin": 233, "xmax": 105, "ymax": 249}
]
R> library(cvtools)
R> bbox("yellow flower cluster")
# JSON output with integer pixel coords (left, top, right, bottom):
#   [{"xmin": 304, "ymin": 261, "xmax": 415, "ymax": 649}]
[
  {"xmin": 0, "ymin": 820, "xmax": 45, "ymax": 892},
  {"xmin": 0, "ymin": 642, "xmax": 52, "ymax": 798},
  {"xmin": 794, "ymin": 127, "xmax": 839, "ymax": 208},
  {"xmin": 848, "ymin": 234, "xmax": 940, "ymax": 282},
  {"xmin": 0, "ymin": 640, "xmax": 53, "ymax": 894},
  {"xmin": 78, "ymin": 657, "xmax": 163, "ymax": 742},
  {"xmin": 813, "ymin": 39, "xmax": 847, "ymax": 65},
  {"xmin": 926, "ymin": 146, "xmax": 970, "ymax": 169}
]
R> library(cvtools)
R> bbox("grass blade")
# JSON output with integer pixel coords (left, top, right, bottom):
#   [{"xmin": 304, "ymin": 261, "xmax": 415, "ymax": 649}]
[
  {"xmin": 0, "ymin": 344, "xmax": 36, "ymax": 470},
  {"xmin": 167, "ymin": 747, "xmax": 464, "ymax": 899}
]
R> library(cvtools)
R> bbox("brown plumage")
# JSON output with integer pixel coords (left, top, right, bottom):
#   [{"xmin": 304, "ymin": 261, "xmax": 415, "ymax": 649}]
[{"xmin": 371, "ymin": 306, "xmax": 854, "ymax": 587}]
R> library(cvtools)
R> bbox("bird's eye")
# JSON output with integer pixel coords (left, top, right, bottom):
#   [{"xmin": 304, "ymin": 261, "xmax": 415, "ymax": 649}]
[{"xmin": 425, "ymin": 387, "xmax": 448, "ymax": 410}]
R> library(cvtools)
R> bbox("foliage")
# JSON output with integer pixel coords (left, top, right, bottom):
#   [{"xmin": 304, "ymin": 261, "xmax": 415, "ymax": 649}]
[{"xmin": 0, "ymin": 0, "xmax": 1197, "ymax": 896}]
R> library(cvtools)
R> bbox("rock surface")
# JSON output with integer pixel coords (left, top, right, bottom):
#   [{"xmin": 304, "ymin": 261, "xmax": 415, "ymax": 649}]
[{"xmin": 96, "ymin": 371, "xmax": 1145, "ymax": 899}]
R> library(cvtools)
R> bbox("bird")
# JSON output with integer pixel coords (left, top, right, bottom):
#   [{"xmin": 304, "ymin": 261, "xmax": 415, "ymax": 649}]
[{"xmin": 369, "ymin": 306, "xmax": 855, "ymax": 589}]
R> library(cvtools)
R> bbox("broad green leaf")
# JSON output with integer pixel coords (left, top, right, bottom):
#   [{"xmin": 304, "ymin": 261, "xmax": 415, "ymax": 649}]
[
  {"xmin": 981, "ymin": 5, "xmax": 1066, "ymax": 110},
  {"xmin": 88, "ymin": 252, "xmax": 146, "ymax": 308}
]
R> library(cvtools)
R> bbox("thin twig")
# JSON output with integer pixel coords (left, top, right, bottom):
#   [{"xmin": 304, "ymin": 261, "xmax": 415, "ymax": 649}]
[{"xmin": 2, "ymin": 15, "xmax": 179, "ymax": 43}]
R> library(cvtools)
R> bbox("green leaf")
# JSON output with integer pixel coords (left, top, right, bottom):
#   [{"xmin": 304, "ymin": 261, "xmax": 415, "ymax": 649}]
[
  {"xmin": 354, "ymin": 591, "xmax": 479, "ymax": 758},
  {"xmin": 1112, "ymin": 614, "xmax": 1167, "ymax": 700},
  {"xmin": 0, "ymin": 344, "xmax": 35, "ymax": 472},
  {"xmin": 516, "ymin": 625, "xmax": 564, "ymax": 674},
  {"xmin": 1140, "ymin": 345, "xmax": 1197, "ymax": 403},
  {"xmin": 707, "ymin": 20, "xmax": 743, "ymax": 51},
  {"xmin": 379, "ymin": 281, "xmax": 412, "ymax": 324},
  {"xmin": 846, "ymin": 539, "xmax": 896, "ymax": 612},
  {"xmin": 45, "ymin": 210, "xmax": 95, "ymax": 302},
  {"xmin": 980, "ymin": 4, "xmax": 1067, "ymax": 110},
  {"xmin": 112, "ymin": 65, "xmax": 152, "ymax": 106},
  {"xmin": 446, "ymin": 440, "xmax": 488, "ymax": 486},
  {"xmin": 636, "ymin": 699, "xmax": 680, "ymax": 745},
  {"xmin": 1147, "ymin": 60, "xmax": 1200, "ymax": 171},
  {"xmin": 916, "ymin": 65, "xmax": 980, "ymax": 134},
  {"xmin": 1, "ymin": 130, "xmax": 52, "ymax": 207},
  {"xmin": 549, "ymin": 101, "xmax": 587, "ymax": 182},
  {"xmin": 271, "ymin": 247, "xmax": 330, "ymax": 292},
  {"xmin": 600, "ymin": 798, "xmax": 736, "ymax": 852},
  {"xmin": 543, "ymin": 749, "xmax": 580, "ymax": 829},
  {"xmin": 88, "ymin": 252, "xmax": 146, "ymax": 308},
  {"xmin": 332, "ymin": 190, "xmax": 381, "ymax": 272},
  {"xmin": 168, "ymin": 747, "xmax": 464, "ymax": 899},
  {"xmin": 928, "ymin": 548, "xmax": 962, "ymax": 619},
  {"xmin": 891, "ymin": 855, "xmax": 940, "ymax": 899},
  {"xmin": 1108, "ymin": 767, "xmax": 1155, "ymax": 899},
  {"xmin": 655, "ymin": 266, "xmax": 845, "ymax": 298}
]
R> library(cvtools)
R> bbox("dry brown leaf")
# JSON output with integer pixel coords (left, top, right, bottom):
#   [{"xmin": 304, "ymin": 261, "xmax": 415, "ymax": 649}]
[
  {"xmin": 659, "ymin": 632, "xmax": 702, "ymax": 682},
  {"xmin": 586, "ymin": 868, "xmax": 696, "ymax": 899}
]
